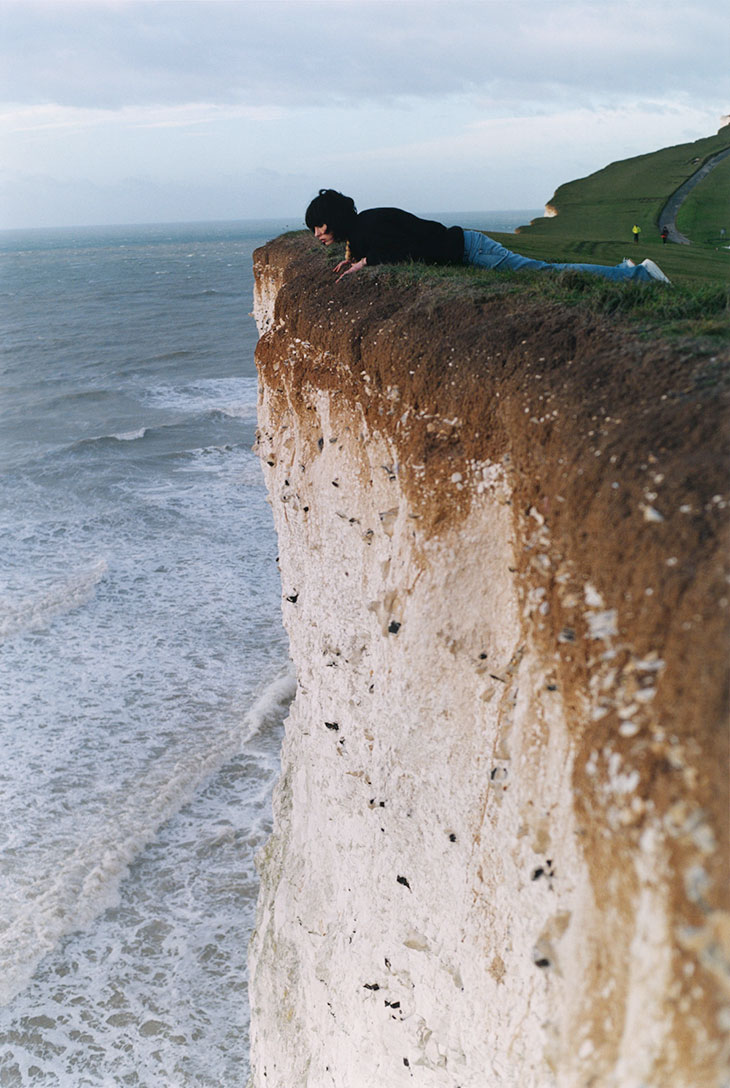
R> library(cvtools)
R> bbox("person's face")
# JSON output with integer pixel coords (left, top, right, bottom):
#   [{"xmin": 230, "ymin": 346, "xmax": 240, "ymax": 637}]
[{"xmin": 314, "ymin": 224, "xmax": 335, "ymax": 245}]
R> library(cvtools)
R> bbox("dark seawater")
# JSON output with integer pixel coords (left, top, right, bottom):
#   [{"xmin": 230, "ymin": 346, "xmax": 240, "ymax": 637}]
[{"xmin": 0, "ymin": 211, "xmax": 540, "ymax": 1086}]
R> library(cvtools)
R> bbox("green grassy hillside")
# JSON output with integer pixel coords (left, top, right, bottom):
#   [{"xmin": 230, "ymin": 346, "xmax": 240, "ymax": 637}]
[
  {"xmin": 676, "ymin": 155, "xmax": 730, "ymax": 246},
  {"xmin": 488, "ymin": 127, "xmax": 730, "ymax": 287}
]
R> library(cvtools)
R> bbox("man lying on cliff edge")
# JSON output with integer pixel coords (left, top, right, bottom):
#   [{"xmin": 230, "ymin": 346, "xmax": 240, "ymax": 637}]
[{"xmin": 305, "ymin": 189, "xmax": 671, "ymax": 285}]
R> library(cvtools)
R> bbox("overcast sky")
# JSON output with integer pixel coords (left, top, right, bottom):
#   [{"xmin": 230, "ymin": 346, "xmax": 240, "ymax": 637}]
[{"xmin": 1, "ymin": 0, "xmax": 728, "ymax": 229}]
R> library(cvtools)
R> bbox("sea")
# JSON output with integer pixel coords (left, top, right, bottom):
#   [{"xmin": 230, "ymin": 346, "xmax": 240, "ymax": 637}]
[{"xmin": 0, "ymin": 210, "xmax": 540, "ymax": 1087}]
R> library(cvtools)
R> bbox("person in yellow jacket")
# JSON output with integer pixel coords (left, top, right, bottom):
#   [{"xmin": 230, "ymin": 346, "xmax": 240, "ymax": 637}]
[{"xmin": 632, "ymin": 224, "xmax": 641, "ymax": 244}]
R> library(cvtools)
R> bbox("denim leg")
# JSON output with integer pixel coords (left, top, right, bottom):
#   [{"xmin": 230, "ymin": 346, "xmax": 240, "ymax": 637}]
[
  {"xmin": 462, "ymin": 229, "xmax": 551, "ymax": 271},
  {"xmin": 462, "ymin": 229, "xmax": 653, "ymax": 282},
  {"xmin": 549, "ymin": 261, "xmax": 653, "ymax": 283}
]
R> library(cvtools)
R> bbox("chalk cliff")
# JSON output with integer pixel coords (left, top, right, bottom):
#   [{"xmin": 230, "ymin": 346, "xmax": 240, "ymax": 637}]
[{"xmin": 248, "ymin": 234, "xmax": 729, "ymax": 1088}]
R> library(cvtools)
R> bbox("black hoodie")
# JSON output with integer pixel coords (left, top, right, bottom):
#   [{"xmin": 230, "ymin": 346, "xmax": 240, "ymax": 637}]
[{"xmin": 346, "ymin": 208, "xmax": 465, "ymax": 266}]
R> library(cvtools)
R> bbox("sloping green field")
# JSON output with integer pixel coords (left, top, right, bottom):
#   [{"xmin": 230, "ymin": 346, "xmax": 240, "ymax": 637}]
[
  {"xmin": 676, "ymin": 155, "xmax": 730, "ymax": 247},
  {"xmin": 488, "ymin": 127, "xmax": 730, "ymax": 287}
]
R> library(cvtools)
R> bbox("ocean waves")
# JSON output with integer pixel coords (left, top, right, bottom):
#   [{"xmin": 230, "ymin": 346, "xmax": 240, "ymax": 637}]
[
  {"xmin": 0, "ymin": 665, "xmax": 295, "ymax": 1010},
  {"xmin": 1, "ymin": 380, "xmax": 260, "ymax": 478},
  {"xmin": 0, "ymin": 219, "xmax": 292, "ymax": 1085},
  {"xmin": 0, "ymin": 558, "xmax": 108, "ymax": 640},
  {"xmin": 142, "ymin": 374, "xmax": 260, "ymax": 420}
]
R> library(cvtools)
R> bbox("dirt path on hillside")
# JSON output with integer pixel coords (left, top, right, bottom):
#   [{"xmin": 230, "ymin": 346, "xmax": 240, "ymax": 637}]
[{"xmin": 659, "ymin": 145, "xmax": 730, "ymax": 244}]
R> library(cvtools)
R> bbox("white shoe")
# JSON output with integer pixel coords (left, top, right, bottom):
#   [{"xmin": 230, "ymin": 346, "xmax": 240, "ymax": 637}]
[
  {"xmin": 640, "ymin": 259, "xmax": 671, "ymax": 284},
  {"xmin": 621, "ymin": 257, "xmax": 636, "ymax": 267}
]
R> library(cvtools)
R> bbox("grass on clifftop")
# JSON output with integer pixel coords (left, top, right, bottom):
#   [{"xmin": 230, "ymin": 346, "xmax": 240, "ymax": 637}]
[
  {"xmin": 469, "ymin": 127, "xmax": 730, "ymax": 344},
  {"xmin": 676, "ymin": 155, "xmax": 730, "ymax": 247},
  {"xmin": 313, "ymin": 237, "xmax": 729, "ymax": 348},
  {"xmin": 374, "ymin": 260, "xmax": 730, "ymax": 350},
  {"xmin": 503, "ymin": 128, "xmax": 730, "ymax": 293},
  {"xmin": 487, "ymin": 229, "xmax": 729, "ymax": 292}
]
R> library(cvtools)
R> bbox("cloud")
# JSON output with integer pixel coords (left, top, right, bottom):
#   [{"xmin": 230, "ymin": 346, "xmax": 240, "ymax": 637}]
[
  {"xmin": 1, "ymin": 0, "xmax": 727, "ymax": 228},
  {"xmin": 0, "ymin": 101, "xmax": 284, "ymax": 135},
  {"xmin": 1, "ymin": 0, "xmax": 728, "ymax": 113}
]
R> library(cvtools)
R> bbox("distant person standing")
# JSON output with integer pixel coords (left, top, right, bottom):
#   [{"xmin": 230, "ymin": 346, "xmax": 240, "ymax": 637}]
[
  {"xmin": 660, "ymin": 225, "xmax": 669, "ymax": 244},
  {"xmin": 632, "ymin": 224, "xmax": 641, "ymax": 244}
]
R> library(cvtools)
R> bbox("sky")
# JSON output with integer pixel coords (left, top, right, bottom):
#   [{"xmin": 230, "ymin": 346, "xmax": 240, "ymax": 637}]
[{"xmin": 0, "ymin": 0, "xmax": 728, "ymax": 230}]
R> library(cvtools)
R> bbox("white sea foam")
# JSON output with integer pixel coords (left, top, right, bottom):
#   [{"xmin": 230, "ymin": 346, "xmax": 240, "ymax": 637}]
[
  {"xmin": 112, "ymin": 427, "xmax": 147, "ymax": 441},
  {"xmin": 244, "ymin": 662, "xmax": 296, "ymax": 741},
  {"xmin": 0, "ymin": 664, "xmax": 294, "ymax": 1009},
  {"xmin": 0, "ymin": 559, "xmax": 108, "ymax": 640},
  {"xmin": 71, "ymin": 427, "xmax": 149, "ymax": 450},
  {"xmin": 144, "ymin": 376, "xmax": 259, "ymax": 420},
  {"xmin": 0, "ymin": 663, "xmax": 292, "ymax": 1085}
]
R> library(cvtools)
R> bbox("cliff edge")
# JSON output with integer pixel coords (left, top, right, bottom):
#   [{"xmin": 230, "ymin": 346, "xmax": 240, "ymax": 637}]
[{"xmin": 248, "ymin": 234, "xmax": 729, "ymax": 1088}]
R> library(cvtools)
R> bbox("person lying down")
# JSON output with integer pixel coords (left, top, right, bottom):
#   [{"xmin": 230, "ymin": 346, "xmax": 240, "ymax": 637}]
[{"xmin": 305, "ymin": 189, "xmax": 671, "ymax": 285}]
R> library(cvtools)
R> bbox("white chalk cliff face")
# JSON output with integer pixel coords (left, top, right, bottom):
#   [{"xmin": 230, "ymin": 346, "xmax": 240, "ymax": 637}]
[{"xmin": 247, "ymin": 237, "xmax": 729, "ymax": 1088}]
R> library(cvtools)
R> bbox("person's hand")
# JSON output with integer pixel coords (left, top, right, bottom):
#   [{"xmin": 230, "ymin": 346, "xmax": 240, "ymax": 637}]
[
  {"xmin": 334, "ymin": 259, "xmax": 351, "ymax": 274},
  {"xmin": 336, "ymin": 257, "xmax": 367, "ymax": 282}
]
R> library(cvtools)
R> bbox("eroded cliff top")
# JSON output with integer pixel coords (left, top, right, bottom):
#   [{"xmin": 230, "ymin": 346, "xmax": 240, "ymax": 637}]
[
  {"xmin": 255, "ymin": 235, "xmax": 728, "ymax": 536},
  {"xmin": 256, "ymin": 228, "xmax": 728, "ymax": 724}
]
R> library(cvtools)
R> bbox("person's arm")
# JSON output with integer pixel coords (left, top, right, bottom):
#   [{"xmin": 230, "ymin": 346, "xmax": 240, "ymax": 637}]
[{"xmin": 335, "ymin": 257, "xmax": 367, "ymax": 282}]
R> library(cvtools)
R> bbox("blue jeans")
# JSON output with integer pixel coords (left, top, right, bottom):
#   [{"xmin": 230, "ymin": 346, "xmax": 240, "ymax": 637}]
[{"xmin": 462, "ymin": 229, "xmax": 653, "ymax": 283}]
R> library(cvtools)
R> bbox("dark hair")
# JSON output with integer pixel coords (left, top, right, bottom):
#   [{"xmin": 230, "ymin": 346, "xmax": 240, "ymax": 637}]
[{"xmin": 305, "ymin": 189, "xmax": 357, "ymax": 241}]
